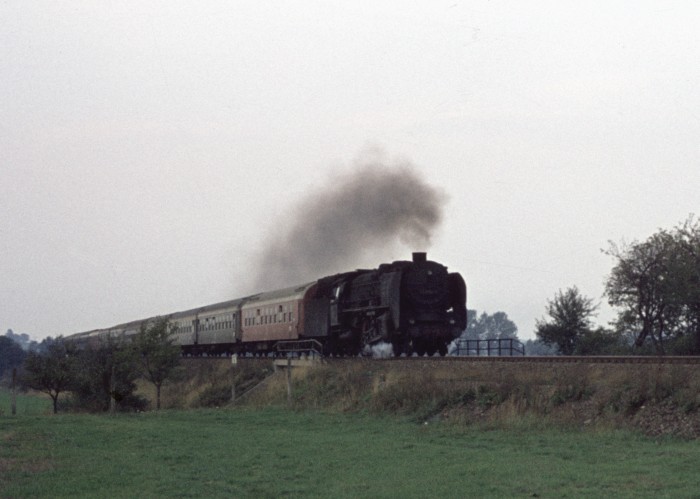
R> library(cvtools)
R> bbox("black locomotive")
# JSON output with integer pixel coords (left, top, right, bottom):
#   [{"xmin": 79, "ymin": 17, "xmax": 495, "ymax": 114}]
[{"xmin": 312, "ymin": 252, "xmax": 467, "ymax": 356}]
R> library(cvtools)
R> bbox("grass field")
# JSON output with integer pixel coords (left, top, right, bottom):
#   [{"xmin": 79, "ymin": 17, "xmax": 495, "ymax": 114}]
[
  {"xmin": 0, "ymin": 388, "xmax": 51, "ymax": 416},
  {"xmin": 2, "ymin": 404, "xmax": 700, "ymax": 498}
]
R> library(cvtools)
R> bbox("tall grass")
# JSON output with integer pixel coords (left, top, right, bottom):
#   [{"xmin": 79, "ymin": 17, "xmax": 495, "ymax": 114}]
[{"xmin": 238, "ymin": 360, "xmax": 700, "ymax": 437}]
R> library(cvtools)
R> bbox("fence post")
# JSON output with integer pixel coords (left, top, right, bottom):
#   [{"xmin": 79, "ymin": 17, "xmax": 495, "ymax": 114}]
[
  {"xmin": 231, "ymin": 354, "xmax": 237, "ymax": 403},
  {"xmin": 286, "ymin": 356, "xmax": 292, "ymax": 405},
  {"xmin": 11, "ymin": 368, "xmax": 17, "ymax": 416},
  {"xmin": 109, "ymin": 363, "xmax": 115, "ymax": 414}
]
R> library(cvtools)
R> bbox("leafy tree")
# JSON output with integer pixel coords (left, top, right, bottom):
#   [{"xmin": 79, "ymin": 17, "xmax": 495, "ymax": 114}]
[
  {"xmin": 22, "ymin": 337, "xmax": 76, "ymax": 414},
  {"xmin": 535, "ymin": 287, "xmax": 598, "ymax": 355},
  {"xmin": 0, "ymin": 336, "xmax": 26, "ymax": 379},
  {"xmin": 5, "ymin": 329, "xmax": 38, "ymax": 351},
  {"xmin": 605, "ymin": 232, "xmax": 678, "ymax": 353},
  {"xmin": 672, "ymin": 216, "xmax": 700, "ymax": 353},
  {"xmin": 605, "ymin": 216, "xmax": 700, "ymax": 354},
  {"xmin": 574, "ymin": 327, "xmax": 629, "ymax": 355},
  {"xmin": 481, "ymin": 311, "xmax": 518, "ymax": 339},
  {"xmin": 523, "ymin": 338, "xmax": 558, "ymax": 356},
  {"xmin": 462, "ymin": 310, "xmax": 518, "ymax": 340},
  {"xmin": 73, "ymin": 335, "xmax": 142, "ymax": 412},
  {"xmin": 461, "ymin": 310, "xmax": 480, "ymax": 339},
  {"xmin": 134, "ymin": 317, "xmax": 181, "ymax": 410}
]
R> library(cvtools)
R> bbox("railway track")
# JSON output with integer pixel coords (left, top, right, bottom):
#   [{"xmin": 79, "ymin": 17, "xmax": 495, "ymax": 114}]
[{"xmin": 182, "ymin": 355, "xmax": 700, "ymax": 365}]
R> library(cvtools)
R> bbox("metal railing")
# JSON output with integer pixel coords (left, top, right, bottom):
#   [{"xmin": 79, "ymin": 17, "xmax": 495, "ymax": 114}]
[
  {"xmin": 453, "ymin": 338, "xmax": 525, "ymax": 357},
  {"xmin": 275, "ymin": 339, "xmax": 324, "ymax": 358}
]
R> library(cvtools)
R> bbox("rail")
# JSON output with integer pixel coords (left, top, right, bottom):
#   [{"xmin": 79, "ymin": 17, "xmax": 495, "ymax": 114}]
[
  {"xmin": 452, "ymin": 338, "xmax": 525, "ymax": 357},
  {"xmin": 182, "ymin": 354, "xmax": 700, "ymax": 365}
]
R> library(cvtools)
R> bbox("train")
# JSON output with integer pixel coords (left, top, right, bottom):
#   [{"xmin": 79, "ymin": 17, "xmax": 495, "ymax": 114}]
[{"xmin": 67, "ymin": 253, "xmax": 467, "ymax": 357}]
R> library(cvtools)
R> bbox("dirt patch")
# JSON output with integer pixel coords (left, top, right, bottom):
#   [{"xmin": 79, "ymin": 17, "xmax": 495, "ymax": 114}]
[{"xmin": 632, "ymin": 401, "xmax": 700, "ymax": 439}]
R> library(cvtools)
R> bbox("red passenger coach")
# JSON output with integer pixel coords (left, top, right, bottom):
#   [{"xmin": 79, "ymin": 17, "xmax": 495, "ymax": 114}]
[{"xmin": 240, "ymin": 282, "xmax": 315, "ymax": 344}]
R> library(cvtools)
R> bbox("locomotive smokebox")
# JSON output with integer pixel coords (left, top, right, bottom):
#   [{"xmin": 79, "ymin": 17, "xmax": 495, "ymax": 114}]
[{"xmin": 412, "ymin": 252, "xmax": 427, "ymax": 263}]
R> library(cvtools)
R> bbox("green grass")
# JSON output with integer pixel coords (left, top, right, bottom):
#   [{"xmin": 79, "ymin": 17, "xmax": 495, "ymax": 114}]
[
  {"xmin": 2, "ymin": 408, "xmax": 700, "ymax": 498},
  {"xmin": 0, "ymin": 388, "xmax": 52, "ymax": 416}
]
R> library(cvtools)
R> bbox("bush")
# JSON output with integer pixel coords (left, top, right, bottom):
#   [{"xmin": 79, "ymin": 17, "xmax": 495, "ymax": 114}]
[{"xmin": 198, "ymin": 385, "xmax": 232, "ymax": 407}]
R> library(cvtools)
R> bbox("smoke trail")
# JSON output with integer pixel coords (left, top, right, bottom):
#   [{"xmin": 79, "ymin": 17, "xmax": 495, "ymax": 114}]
[{"xmin": 252, "ymin": 153, "xmax": 446, "ymax": 290}]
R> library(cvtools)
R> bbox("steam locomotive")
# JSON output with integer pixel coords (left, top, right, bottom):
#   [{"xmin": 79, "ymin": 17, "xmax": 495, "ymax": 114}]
[{"xmin": 68, "ymin": 253, "xmax": 467, "ymax": 357}]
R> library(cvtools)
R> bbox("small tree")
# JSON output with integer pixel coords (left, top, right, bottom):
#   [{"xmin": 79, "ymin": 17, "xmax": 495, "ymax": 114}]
[
  {"xmin": 481, "ymin": 311, "xmax": 518, "ymax": 339},
  {"xmin": 535, "ymin": 287, "xmax": 598, "ymax": 355},
  {"xmin": 0, "ymin": 336, "xmax": 26, "ymax": 379},
  {"xmin": 134, "ymin": 317, "xmax": 181, "ymax": 410},
  {"xmin": 73, "ymin": 335, "xmax": 141, "ymax": 412},
  {"xmin": 574, "ymin": 327, "xmax": 628, "ymax": 355},
  {"xmin": 523, "ymin": 338, "xmax": 558, "ymax": 356},
  {"xmin": 462, "ymin": 310, "xmax": 519, "ymax": 340},
  {"xmin": 22, "ymin": 338, "xmax": 75, "ymax": 414}
]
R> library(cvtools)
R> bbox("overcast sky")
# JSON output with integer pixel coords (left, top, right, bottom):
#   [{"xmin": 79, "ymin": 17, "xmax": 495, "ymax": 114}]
[{"xmin": 2, "ymin": 1, "xmax": 699, "ymax": 341}]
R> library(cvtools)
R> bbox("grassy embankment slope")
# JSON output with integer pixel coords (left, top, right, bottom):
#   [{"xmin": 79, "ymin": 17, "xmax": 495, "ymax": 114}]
[{"xmin": 168, "ymin": 358, "xmax": 700, "ymax": 438}]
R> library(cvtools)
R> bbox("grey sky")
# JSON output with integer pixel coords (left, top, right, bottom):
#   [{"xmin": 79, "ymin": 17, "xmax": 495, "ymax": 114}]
[{"xmin": 2, "ymin": 1, "xmax": 699, "ymax": 340}]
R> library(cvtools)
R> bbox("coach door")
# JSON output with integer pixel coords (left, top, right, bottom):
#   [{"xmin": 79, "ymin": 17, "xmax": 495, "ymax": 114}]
[{"xmin": 192, "ymin": 319, "xmax": 199, "ymax": 345}]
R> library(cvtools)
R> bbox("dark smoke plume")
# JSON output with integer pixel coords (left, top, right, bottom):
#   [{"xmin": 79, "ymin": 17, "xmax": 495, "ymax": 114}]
[{"xmin": 252, "ymin": 155, "xmax": 446, "ymax": 290}]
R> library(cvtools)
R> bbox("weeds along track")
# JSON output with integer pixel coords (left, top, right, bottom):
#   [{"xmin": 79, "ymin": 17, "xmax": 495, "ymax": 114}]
[{"xmin": 175, "ymin": 354, "xmax": 700, "ymax": 438}]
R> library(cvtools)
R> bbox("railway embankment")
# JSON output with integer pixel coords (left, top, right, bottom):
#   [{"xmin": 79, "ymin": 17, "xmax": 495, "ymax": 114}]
[{"xmin": 149, "ymin": 357, "xmax": 700, "ymax": 438}]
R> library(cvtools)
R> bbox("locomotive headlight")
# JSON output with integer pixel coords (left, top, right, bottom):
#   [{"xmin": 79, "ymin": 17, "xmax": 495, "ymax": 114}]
[
  {"xmin": 409, "ymin": 319, "xmax": 415, "ymax": 325},
  {"xmin": 449, "ymin": 319, "xmax": 455, "ymax": 324}
]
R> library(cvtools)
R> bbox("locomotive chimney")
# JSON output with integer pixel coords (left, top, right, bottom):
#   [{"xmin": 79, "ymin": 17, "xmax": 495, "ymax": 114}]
[{"xmin": 412, "ymin": 252, "xmax": 427, "ymax": 263}]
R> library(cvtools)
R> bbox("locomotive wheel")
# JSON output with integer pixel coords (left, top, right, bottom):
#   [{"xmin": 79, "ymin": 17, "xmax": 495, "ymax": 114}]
[
  {"xmin": 392, "ymin": 338, "xmax": 409, "ymax": 357},
  {"xmin": 325, "ymin": 336, "xmax": 337, "ymax": 357},
  {"xmin": 438, "ymin": 343, "xmax": 448, "ymax": 357}
]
